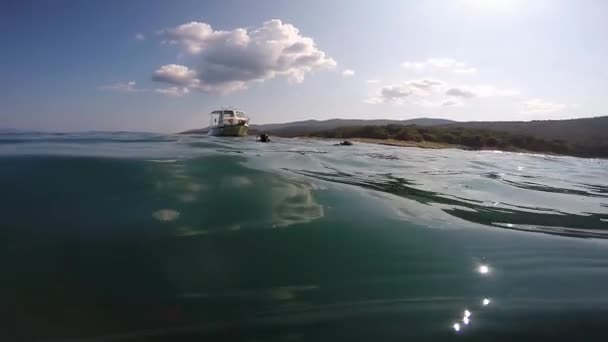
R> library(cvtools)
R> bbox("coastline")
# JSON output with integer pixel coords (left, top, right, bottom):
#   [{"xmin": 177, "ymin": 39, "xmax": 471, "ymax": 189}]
[
  {"xmin": 300, "ymin": 137, "xmax": 566, "ymax": 157},
  {"xmin": 300, "ymin": 136, "xmax": 466, "ymax": 150},
  {"xmin": 347, "ymin": 137, "xmax": 456, "ymax": 149},
  {"xmin": 180, "ymin": 132, "xmax": 602, "ymax": 159}
]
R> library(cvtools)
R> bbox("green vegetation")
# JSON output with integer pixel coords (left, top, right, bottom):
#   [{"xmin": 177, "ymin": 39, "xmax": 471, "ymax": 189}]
[{"xmin": 309, "ymin": 124, "xmax": 608, "ymax": 158}]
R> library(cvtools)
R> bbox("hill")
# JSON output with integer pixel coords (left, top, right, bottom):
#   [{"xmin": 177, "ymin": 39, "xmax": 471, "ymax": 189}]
[
  {"xmin": 179, "ymin": 115, "xmax": 608, "ymax": 158},
  {"xmin": 180, "ymin": 118, "xmax": 453, "ymax": 135},
  {"xmin": 308, "ymin": 118, "xmax": 608, "ymax": 158},
  {"xmin": 248, "ymin": 118, "xmax": 454, "ymax": 136},
  {"xmin": 448, "ymin": 116, "xmax": 608, "ymax": 146}
]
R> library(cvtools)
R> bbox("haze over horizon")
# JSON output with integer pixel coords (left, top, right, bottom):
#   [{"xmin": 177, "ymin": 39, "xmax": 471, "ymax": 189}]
[{"xmin": 1, "ymin": 0, "xmax": 607, "ymax": 133}]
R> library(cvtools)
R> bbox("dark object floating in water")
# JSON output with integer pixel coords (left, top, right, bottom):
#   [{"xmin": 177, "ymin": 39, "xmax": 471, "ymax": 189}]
[
  {"xmin": 257, "ymin": 133, "xmax": 271, "ymax": 143},
  {"xmin": 335, "ymin": 140, "xmax": 353, "ymax": 146}
]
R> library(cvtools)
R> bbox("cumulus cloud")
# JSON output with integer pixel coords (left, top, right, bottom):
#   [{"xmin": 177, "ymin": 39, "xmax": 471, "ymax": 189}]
[
  {"xmin": 407, "ymin": 79, "xmax": 446, "ymax": 95},
  {"xmin": 365, "ymin": 79, "xmax": 446, "ymax": 104},
  {"xmin": 471, "ymin": 85, "xmax": 520, "ymax": 97},
  {"xmin": 441, "ymin": 99, "xmax": 464, "ymax": 107},
  {"xmin": 152, "ymin": 64, "xmax": 198, "ymax": 86},
  {"xmin": 366, "ymin": 78, "xmax": 519, "ymax": 106},
  {"xmin": 154, "ymin": 19, "xmax": 336, "ymax": 93},
  {"xmin": 446, "ymin": 85, "xmax": 520, "ymax": 98},
  {"xmin": 446, "ymin": 87, "xmax": 476, "ymax": 98},
  {"xmin": 154, "ymin": 86, "xmax": 190, "ymax": 97},
  {"xmin": 363, "ymin": 97, "xmax": 384, "ymax": 104},
  {"xmin": 100, "ymin": 81, "xmax": 140, "ymax": 92},
  {"xmin": 135, "ymin": 33, "xmax": 145, "ymax": 41},
  {"xmin": 342, "ymin": 69, "xmax": 355, "ymax": 77},
  {"xmin": 380, "ymin": 85, "xmax": 412, "ymax": 101},
  {"xmin": 366, "ymin": 85, "xmax": 409, "ymax": 104},
  {"xmin": 401, "ymin": 58, "xmax": 477, "ymax": 74},
  {"xmin": 366, "ymin": 58, "xmax": 521, "ymax": 106},
  {"xmin": 521, "ymin": 99, "xmax": 566, "ymax": 115},
  {"xmin": 100, "ymin": 80, "xmax": 191, "ymax": 97},
  {"xmin": 415, "ymin": 98, "xmax": 463, "ymax": 108},
  {"xmin": 414, "ymin": 99, "xmax": 436, "ymax": 107}
]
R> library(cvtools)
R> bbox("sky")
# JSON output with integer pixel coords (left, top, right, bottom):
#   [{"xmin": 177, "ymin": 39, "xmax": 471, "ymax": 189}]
[{"xmin": 1, "ymin": 0, "xmax": 607, "ymax": 132}]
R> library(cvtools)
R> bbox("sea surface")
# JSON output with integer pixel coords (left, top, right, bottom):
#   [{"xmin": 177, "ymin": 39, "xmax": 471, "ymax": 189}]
[{"xmin": 2, "ymin": 132, "xmax": 608, "ymax": 341}]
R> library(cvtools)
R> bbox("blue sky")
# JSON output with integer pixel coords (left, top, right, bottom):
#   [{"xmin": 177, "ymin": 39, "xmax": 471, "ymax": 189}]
[{"xmin": 1, "ymin": 0, "xmax": 607, "ymax": 132}]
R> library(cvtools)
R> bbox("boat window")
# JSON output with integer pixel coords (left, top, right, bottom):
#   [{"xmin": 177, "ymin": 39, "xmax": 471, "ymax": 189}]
[
  {"xmin": 236, "ymin": 111, "xmax": 246, "ymax": 118},
  {"xmin": 211, "ymin": 111, "xmax": 222, "ymax": 115},
  {"xmin": 223, "ymin": 110, "xmax": 235, "ymax": 117}
]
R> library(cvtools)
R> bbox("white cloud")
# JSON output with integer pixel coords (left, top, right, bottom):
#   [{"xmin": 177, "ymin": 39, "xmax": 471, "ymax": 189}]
[
  {"xmin": 363, "ymin": 97, "xmax": 384, "ymax": 104},
  {"xmin": 471, "ymin": 85, "xmax": 520, "ymax": 97},
  {"xmin": 401, "ymin": 58, "xmax": 477, "ymax": 74},
  {"xmin": 521, "ymin": 99, "xmax": 566, "ymax": 115},
  {"xmin": 366, "ymin": 78, "xmax": 519, "ymax": 106},
  {"xmin": 446, "ymin": 85, "xmax": 520, "ymax": 98},
  {"xmin": 414, "ymin": 99, "xmax": 439, "ymax": 107},
  {"xmin": 135, "ymin": 33, "xmax": 145, "ymax": 41},
  {"xmin": 155, "ymin": 86, "xmax": 190, "ymax": 97},
  {"xmin": 446, "ymin": 87, "xmax": 476, "ymax": 98},
  {"xmin": 100, "ymin": 81, "xmax": 139, "ymax": 92},
  {"xmin": 380, "ymin": 85, "xmax": 412, "ymax": 102},
  {"xmin": 407, "ymin": 79, "xmax": 446, "ymax": 96},
  {"xmin": 366, "ymin": 79, "xmax": 380, "ymax": 83},
  {"xmin": 152, "ymin": 64, "xmax": 198, "ymax": 87},
  {"xmin": 400, "ymin": 61, "xmax": 425, "ymax": 70},
  {"xmin": 441, "ymin": 99, "xmax": 464, "ymax": 107},
  {"xmin": 100, "ymin": 80, "xmax": 191, "ymax": 97},
  {"xmin": 155, "ymin": 19, "xmax": 336, "ymax": 93},
  {"xmin": 365, "ymin": 79, "xmax": 446, "ymax": 104},
  {"xmin": 342, "ymin": 69, "xmax": 355, "ymax": 77},
  {"xmin": 415, "ymin": 98, "xmax": 464, "ymax": 107}
]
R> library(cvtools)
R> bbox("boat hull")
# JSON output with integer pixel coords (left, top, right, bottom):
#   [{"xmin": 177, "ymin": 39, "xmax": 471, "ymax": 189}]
[{"xmin": 209, "ymin": 124, "xmax": 249, "ymax": 137}]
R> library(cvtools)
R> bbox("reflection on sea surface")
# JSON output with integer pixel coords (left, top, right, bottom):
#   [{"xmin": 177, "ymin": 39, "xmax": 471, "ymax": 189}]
[
  {"xmin": 450, "ymin": 263, "xmax": 492, "ymax": 335},
  {"xmin": 285, "ymin": 165, "xmax": 608, "ymax": 239},
  {"xmin": 1, "ymin": 133, "xmax": 608, "ymax": 341},
  {"xmin": 147, "ymin": 155, "xmax": 324, "ymax": 233}
]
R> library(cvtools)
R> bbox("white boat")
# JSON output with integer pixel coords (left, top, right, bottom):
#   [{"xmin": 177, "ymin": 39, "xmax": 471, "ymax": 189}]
[{"xmin": 208, "ymin": 109, "xmax": 250, "ymax": 137}]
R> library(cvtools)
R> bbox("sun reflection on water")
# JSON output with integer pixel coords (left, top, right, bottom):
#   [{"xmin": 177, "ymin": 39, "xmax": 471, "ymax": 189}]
[
  {"xmin": 451, "ymin": 263, "xmax": 494, "ymax": 333},
  {"xmin": 478, "ymin": 264, "xmax": 489, "ymax": 274}
]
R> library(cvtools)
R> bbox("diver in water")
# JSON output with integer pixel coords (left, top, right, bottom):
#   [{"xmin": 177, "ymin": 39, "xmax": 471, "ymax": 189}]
[
  {"xmin": 257, "ymin": 133, "xmax": 271, "ymax": 143},
  {"xmin": 334, "ymin": 140, "xmax": 353, "ymax": 146}
]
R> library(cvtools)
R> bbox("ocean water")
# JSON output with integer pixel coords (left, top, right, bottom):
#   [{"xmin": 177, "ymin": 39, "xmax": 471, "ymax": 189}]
[{"xmin": 1, "ymin": 132, "xmax": 608, "ymax": 341}]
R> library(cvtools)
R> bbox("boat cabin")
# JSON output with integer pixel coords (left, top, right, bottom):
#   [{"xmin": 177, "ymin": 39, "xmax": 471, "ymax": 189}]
[{"xmin": 210, "ymin": 109, "xmax": 248, "ymax": 127}]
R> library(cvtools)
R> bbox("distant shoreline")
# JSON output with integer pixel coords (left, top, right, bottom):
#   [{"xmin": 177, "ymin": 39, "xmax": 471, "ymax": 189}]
[
  {"xmin": 302, "ymin": 136, "xmax": 555, "ymax": 156},
  {"xmin": 182, "ymin": 115, "xmax": 608, "ymax": 158},
  {"xmin": 347, "ymin": 137, "xmax": 456, "ymax": 149},
  {"xmin": 178, "ymin": 132, "xmax": 597, "ymax": 158},
  {"xmin": 301, "ymin": 136, "xmax": 454, "ymax": 149},
  {"xmin": 302, "ymin": 124, "xmax": 607, "ymax": 159}
]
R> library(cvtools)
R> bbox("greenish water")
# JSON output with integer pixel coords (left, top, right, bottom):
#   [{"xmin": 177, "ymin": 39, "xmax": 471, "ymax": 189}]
[{"xmin": 1, "ymin": 132, "xmax": 608, "ymax": 341}]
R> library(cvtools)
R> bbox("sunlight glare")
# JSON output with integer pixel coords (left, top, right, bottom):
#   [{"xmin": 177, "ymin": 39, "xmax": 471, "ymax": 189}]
[{"xmin": 478, "ymin": 264, "xmax": 490, "ymax": 274}]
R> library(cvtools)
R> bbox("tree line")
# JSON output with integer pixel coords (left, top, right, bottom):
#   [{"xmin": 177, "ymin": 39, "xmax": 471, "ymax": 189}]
[{"xmin": 309, "ymin": 124, "xmax": 608, "ymax": 158}]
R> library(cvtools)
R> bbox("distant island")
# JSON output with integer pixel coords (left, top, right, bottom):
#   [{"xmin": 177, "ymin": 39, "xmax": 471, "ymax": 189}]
[{"xmin": 182, "ymin": 116, "xmax": 608, "ymax": 158}]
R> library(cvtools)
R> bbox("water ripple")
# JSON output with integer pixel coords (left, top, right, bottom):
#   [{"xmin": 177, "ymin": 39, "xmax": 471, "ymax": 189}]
[{"xmin": 285, "ymin": 166, "xmax": 608, "ymax": 238}]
